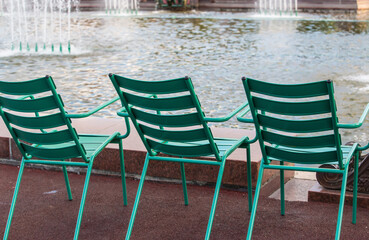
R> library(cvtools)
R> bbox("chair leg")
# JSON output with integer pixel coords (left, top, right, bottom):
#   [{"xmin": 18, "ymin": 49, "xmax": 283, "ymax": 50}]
[
  {"xmin": 204, "ymin": 160, "xmax": 226, "ymax": 240},
  {"xmin": 73, "ymin": 162, "xmax": 94, "ymax": 240},
  {"xmin": 246, "ymin": 163, "xmax": 264, "ymax": 240},
  {"xmin": 119, "ymin": 139, "xmax": 128, "ymax": 206},
  {"xmin": 125, "ymin": 155, "xmax": 150, "ymax": 240},
  {"xmin": 62, "ymin": 165, "xmax": 73, "ymax": 201},
  {"xmin": 180, "ymin": 162, "xmax": 189, "ymax": 206},
  {"xmin": 3, "ymin": 159, "xmax": 25, "ymax": 240},
  {"xmin": 280, "ymin": 161, "xmax": 285, "ymax": 216},
  {"xmin": 352, "ymin": 151, "xmax": 359, "ymax": 224},
  {"xmin": 335, "ymin": 165, "xmax": 349, "ymax": 240},
  {"xmin": 246, "ymin": 145, "xmax": 253, "ymax": 212}
]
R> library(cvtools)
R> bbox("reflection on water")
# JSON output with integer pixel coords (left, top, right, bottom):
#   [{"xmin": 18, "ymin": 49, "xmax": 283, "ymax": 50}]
[{"xmin": 0, "ymin": 11, "xmax": 369, "ymax": 144}]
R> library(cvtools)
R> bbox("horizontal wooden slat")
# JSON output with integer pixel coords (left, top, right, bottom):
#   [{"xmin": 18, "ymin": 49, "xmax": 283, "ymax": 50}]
[
  {"xmin": 253, "ymin": 97, "xmax": 331, "ymax": 116},
  {"xmin": 4, "ymin": 112, "xmax": 66, "ymax": 129},
  {"xmin": 258, "ymin": 115, "xmax": 333, "ymax": 133},
  {"xmin": 147, "ymin": 139, "xmax": 214, "ymax": 157},
  {"xmin": 115, "ymin": 75, "xmax": 189, "ymax": 94},
  {"xmin": 140, "ymin": 124, "xmax": 208, "ymax": 142},
  {"xmin": 261, "ymin": 130, "xmax": 336, "ymax": 148},
  {"xmin": 131, "ymin": 108, "xmax": 202, "ymax": 127},
  {"xmin": 0, "ymin": 95, "xmax": 59, "ymax": 112},
  {"xmin": 246, "ymin": 78, "xmax": 329, "ymax": 98},
  {"xmin": 0, "ymin": 77, "xmax": 52, "ymax": 95},
  {"xmin": 13, "ymin": 128, "xmax": 75, "ymax": 145},
  {"xmin": 123, "ymin": 92, "xmax": 195, "ymax": 111},
  {"xmin": 265, "ymin": 145, "xmax": 338, "ymax": 164},
  {"xmin": 21, "ymin": 143, "xmax": 81, "ymax": 160}
]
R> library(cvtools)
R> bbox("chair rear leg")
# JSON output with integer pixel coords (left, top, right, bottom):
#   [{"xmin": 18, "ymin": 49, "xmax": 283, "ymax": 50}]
[
  {"xmin": 125, "ymin": 155, "xmax": 150, "ymax": 240},
  {"xmin": 280, "ymin": 161, "xmax": 285, "ymax": 216},
  {"xmin": 62, "ymin": 165, "xmax": 73, "ymax": 201},
  {"xmin": 119, "ymin": 139, "xmax": 128, "ymax": 206},
  {"xmin": 335, "ymin": 166, "xmax": 349, "ymax": 240},
  {"xmin": 180, "ymin": 162, "xmax": 189, "ymax": 206},
  {"xmin": 3, "ymin": 159, "xmax": 25, "ymax": 240},
  {"xmin": 246, "ymin": 163, "xmax": 265, "ymax": 240},
  {"xmin": 246, "ymin": 145, "xmax": 253, "ymax": 212},
  {"xmin": 73, "ymin": 162, "xmax": 94, "ymax": 240},
  {"xmin": 204, "ymin": 160, "xmax": 226, "ymax": 240},
  {"xmin": 352, "ymin": 151, "xmax": 359, "ymax": 224}
]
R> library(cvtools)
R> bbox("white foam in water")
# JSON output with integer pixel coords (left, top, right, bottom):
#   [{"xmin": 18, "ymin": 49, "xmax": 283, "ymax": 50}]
[
  {"xmin": 0, "ymin": 44, "xmax": 91, "ymax": 57},
  {"xmin": 341, "ymin": 75, "xmax": 369, "ymax": 83}
]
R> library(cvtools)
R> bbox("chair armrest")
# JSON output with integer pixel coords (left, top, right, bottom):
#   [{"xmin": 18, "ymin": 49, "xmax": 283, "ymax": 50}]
[
  {"xmin": 65, "ymin": 96, "xmax": 120, "ymax": 118},
  {"xmin": 236, "ymin": 106, "xmax": 253, "ymax": 123},
  {"xmin": 337, "ymin": 103, "xmax": 369, "ymax": 129},
  {"xmin": 204, "ymin": 102, "xmax": 249, "ymax": 123}
]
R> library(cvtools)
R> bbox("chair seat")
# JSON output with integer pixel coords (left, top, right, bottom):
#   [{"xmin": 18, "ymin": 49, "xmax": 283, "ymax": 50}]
[
  {"xmin": 214, "ymin": 137, "xmax": 248, "ymax": 159},
  {"xmin": 268, "ymin": 145, "xmax": 356, "ymax": 166},
  {"xmin": 34, "ymin": 133, "xmax": 119, "ymax": 160}
]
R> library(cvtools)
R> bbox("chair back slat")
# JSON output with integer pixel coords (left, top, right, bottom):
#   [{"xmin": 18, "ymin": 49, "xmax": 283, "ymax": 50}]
[
  {"xmin": 140, "ymin": 124, "xmax": 208, "ymax": 142},
  {"xmin": 261, "ymin": 130, "xmax": 336, "ymax": 148},
  {"xmin": 147, "ymin": 139, "xmax": 214, "ymax": 157},
  {"xmin": 252, "ymin": 97, "xmax": 331, "ymax": 116},
  {"xmin": 114, "ymin": 75, "xmax": 188, "ymax": 94},
  {"xmin": 13, "ymin": 128, "xmax": 75, "ymax": 145},
  {"xmin": 243, "ymin": 77, "xmax": 344, "ymax": 168},
  {"xmin": 248, "ymin": 78, "xmax": 329, "ymax": 98},
  {"xmin": 123, "ymin": 92, "xmax": 195, "ymax": 111},
  {"xmin": 132, "ymin": 108, "xmax": 202, "ymax": 127},
  {"xmin": 0, "ymin": 77, "xmax": 53, "ymax": 95},
  {"xmin": 21, "ymin": 143, "xmax": 81, "ymax": 160},
  {"xmin": 265, "ymin": 145, "xmax": 338, "ymax": 164},
  {"xmin": 110, "ymin": 74, "xmax": 221, "ymax": 160},
  {"xmin": 0, "ymin": 95, "xmax": 60, "ymax": 112},
  {"xmin": 0, "ymin": 76, "xmax": 87, "ymax": 161},
  {"xmin": 4, "ymin": 112, "xmax": 66, "ymax": 129},
  {"xmin": 258, "ymin": 115, "xmax": 333, "ymax": 133}
]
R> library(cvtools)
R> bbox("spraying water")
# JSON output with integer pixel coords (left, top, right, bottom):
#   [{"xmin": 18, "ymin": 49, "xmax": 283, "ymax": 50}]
[
  {"xmin": 105, "ymin": 0, "xmax": 139, "ymax": 15},
  {"xmin": 2, "ymin": 0, "xmax": 78, "ymax": 53},
  {"xmin": 258, "ymin": 0, "xmax": 298, "ymax": 16}
]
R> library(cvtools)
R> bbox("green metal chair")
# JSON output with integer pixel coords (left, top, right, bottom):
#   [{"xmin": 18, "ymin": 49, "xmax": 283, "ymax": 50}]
[
  {"xmin": 109, "ymin": 74, "xmax": 254, "ymax": 240},
  {"xmin": 239, "ymin": 77, "xmax": 369, "ymax": 240},
  {"xmin": 0, "ymin": 76, "xmax": 130, "ymax": 240}
]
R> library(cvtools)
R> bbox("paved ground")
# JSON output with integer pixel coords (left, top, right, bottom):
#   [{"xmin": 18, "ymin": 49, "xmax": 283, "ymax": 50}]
[{"xmin": 1, "ymin": 164, "xmax": 369, "ymax": 240}]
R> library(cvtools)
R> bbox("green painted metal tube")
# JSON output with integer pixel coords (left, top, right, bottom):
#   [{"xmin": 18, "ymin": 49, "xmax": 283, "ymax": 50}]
[
  {"xmin": 73, "ymin": 162, "xmax": 94, "ymax": 240},
  {"xmin": 24, "ymin": 160, "xmax": 89, "ymax": 167},
  {"xmin": 280, "ymin": 161, "xmax": 285, "ymax": 216},
  {"xmin": 352, "ymin": 151, "xmax": 359, "ymax": 224},
  {"xmin": 66, "ymin": 96, "xmax": 120, "ymax": 118},
  {"xmin": 180, "ymin": 162, "xmax": 189, "ymax": 206},
  {"xmin": 119, "ymin": 139, "xmax": 128, "ymax": 206},
  {"xmin": 62, "ymin": 165, "xmax": 73, "ymax": 201},
  {"xmin": 264, "ymin": 164, "xmax": 344, "ymax": 174},
  {"xmin": 335, "ymin": 166, "xmax": 349, "ymax": 240},
  {"xmin": 125, "ymin": 155, "xmax": 150, "ymax": 240},
  {"xmin": 3, "ymin": 160, "xmax": 25, "ymax": 240},
  {"xmin": 150, "ymin": 156, "xmax": 221, "ymax": 166},
  {"xmin": 204, "ymin": 101, "xmax": 249, "ymax": 123},
  {"xmin": 246, "ymin": 163, "xmax": 264, "ymax": 240},
  {"xmin": 246, "ymin": 144, "xmax": 253, "ymax": 212},
  {"xmin": 337, "ymin": 103, "xmax": 369, "ymax": 129},
  {"xmin": 204, "ymin": 159, "xmax": 226, "ymax": 240}
]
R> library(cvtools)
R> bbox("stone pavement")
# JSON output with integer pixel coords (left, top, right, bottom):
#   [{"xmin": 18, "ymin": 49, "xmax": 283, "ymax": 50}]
[{"xmin": 1, "ymin": 164, "xmax": 369, "ymax": 240}]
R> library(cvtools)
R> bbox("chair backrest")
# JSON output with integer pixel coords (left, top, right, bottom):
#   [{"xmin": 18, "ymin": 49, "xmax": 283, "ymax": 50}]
[
  {"xmin": 109, "ymin": 74, "xmax": 221, "ymax": 160},
  {"xmin": 242, "ymin": 78, "xmax": 344, "ymax": 169},
  {"xmin": 0, "ymin": 76, "xmax": 87, "ymax": 161}
]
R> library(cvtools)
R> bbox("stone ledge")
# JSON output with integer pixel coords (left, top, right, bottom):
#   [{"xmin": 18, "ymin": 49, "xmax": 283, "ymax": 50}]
[{"xmin": 308, "ymin": 183, "xmax": 369, "ymax": 208}]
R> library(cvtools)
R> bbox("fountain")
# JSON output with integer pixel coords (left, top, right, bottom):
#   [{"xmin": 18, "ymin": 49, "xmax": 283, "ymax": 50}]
[
  {"xmin": 1, "ymin": 0, "xmax": 79, "ymax": 53},
  {"xmin": 257, "ymin": 0, "xmax": 298, "ymax": 16},
  {"xmin": 104, "ymin": 0, "xmax": 139, "ymax": 15}
]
